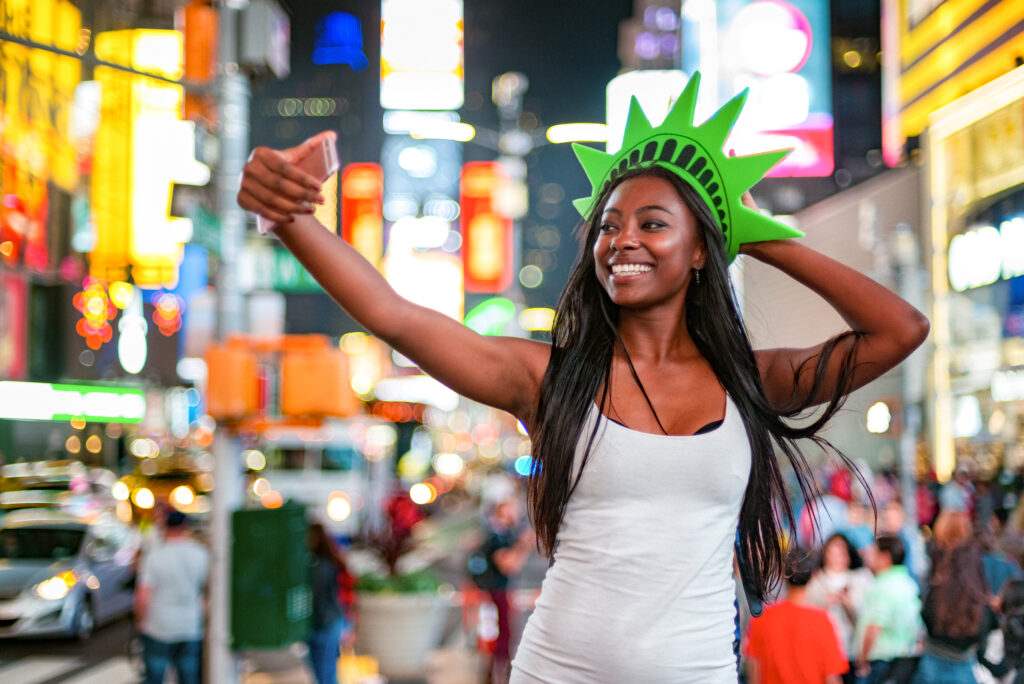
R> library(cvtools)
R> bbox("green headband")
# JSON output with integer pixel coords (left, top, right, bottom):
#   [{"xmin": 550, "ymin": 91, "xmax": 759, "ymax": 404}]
[{"xmin": 572, "ymin": 71, "xmax": 803, "ymax": 262}]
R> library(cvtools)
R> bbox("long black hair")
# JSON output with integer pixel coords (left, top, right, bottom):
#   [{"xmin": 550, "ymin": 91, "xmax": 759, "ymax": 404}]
[{"xmin": 527, "ymin": 165, "xmax": 866, "ymax": 599}]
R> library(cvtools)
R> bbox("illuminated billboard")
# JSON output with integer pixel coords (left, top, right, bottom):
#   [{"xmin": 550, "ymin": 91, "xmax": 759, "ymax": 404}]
[
  {"xmin": 882, "ymin": 0, "xmax": 1024, "ymax": 166},
  {"xmin": 92, "ymin": 30, "xmax": 210, "ymax": 288},
  {"xmin": 0, "ymin": 382, "xmax": 146, "ymax": 423},
  {"xmin": 460, "ymin": 162, "xmax": 514, "ymax": 293},
  {"xmin": 681, "ymin": 0, "xmax": 833, "ymax": 177},
  {"xmin": 380, "ymin": 0, "xmax": 464, "ymax": 110}
]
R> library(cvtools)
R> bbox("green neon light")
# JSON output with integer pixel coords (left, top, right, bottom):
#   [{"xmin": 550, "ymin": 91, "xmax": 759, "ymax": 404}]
[
  {"xmin": 464, "ymin": 297, "xmax": 516, "ymax": 336},
  {"xmin": 0, "ymin": 382, "xmax": 146, "ymax": 423}
]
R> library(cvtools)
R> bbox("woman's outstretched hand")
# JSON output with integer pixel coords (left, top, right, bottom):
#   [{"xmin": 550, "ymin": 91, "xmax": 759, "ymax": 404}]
[{"xmin": 236, "ymin": 131, "xmax": 335, "ymax": 225}]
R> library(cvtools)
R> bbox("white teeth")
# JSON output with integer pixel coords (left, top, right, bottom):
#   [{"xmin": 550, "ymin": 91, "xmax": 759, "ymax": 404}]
[{"xmin": 610, "ymin": 263, "xmax": 652, "ymax": 276}]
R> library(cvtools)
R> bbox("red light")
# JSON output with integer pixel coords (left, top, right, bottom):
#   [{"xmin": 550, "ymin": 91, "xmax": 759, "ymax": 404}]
[{"xmin": 460, "ymin": 162, "xmax": 513, "ymax": 293}]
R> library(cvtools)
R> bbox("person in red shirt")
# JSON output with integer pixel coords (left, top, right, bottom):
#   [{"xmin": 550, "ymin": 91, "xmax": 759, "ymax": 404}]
[{"xmin": 746, "ymin": 548, "xmax": 849, "ymax": 684}]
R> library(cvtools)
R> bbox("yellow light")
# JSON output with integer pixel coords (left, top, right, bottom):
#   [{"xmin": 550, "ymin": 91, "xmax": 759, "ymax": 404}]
[
  {"xmin": 171, "ymin": 485, "xmax": 195, "ymax": 507},
  {"xmin": 85, "ymin": 435, "xmax": 102, "ymax": 453},
  {"xmin": 132, "ymin": 487, "xmax": 155, "ymax": 509},
  {"xmin": 545, "ymin": 123, "xmax": 608, "ymax": 144},
  {"xmin": 70, "ymin": 417, "xmax": 87, "ymax": 430},
  {"xmin": 327, "ymin": 492, "xmax": 352, "ymax": 522},
  {"xmin": 66, "ymin": 435, "xmax": 81, "ymax": 454},
  {"xmin": 842, "ymin": 50, "xmax": 862, "ymax": 68},
  {"xmin": 351, "ymin": 373, "xmax": 373, "ymax": 396},
  {"xmin": 252, "ymin": 477, "xmax": 270, "ymax": 496},
  {"xmin": 92, "ymin": 29, "xmax": 207, "ymax": 289},
  {"xmin": 108, "ymin": 281, "xmax": 135, "ymax": 309},
  {"xmin": 244, "ymin": 449, "xmax": 266, "ymax": 471},
  {"xmin": 313, "ymin": 172, "xmax": 339, "ymax": 235},
  {"xmin": 86, "ymin": 295, "xmax": 105, "ymax": 316},
  {"xmin": 111, "ymin": 481, "xmax": 130, "ymax": 501},
  {"xmin": 196, "ymin": 473, "xmax": 214, "ymax": 491},
  {"xmin": 340, "ymin": 331, "xmax": 369, "ymax": 353},
  {"xmin": 0, "ymin": 242, "xmax": 12, "ymax": 257},
  {"xmin": 409, "ymin": 482, "xmax": 437, "ymax": 505},
  {"xmin": 35, "ymin": 571, "xmax": 77, "ymax": 600},
  {"xmin": 410, "ymin": 121, "xmax": 476, "ymax": 142},
  {"xmin": 518, "ymin": 307, "xmax": 555, "ymax": 332}
]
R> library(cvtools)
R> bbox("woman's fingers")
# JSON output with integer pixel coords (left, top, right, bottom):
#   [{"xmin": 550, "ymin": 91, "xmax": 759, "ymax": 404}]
[
  {"xmin": 248, "ymin": 148, "xmax": 322, "ymax": 201},
  {"xmin": 241, "ymin": 156, "xmax": 318, "ymax": 213},
  {"xmin": 237, "ymin": 188, "xmax": 293, "ymax": 225}
]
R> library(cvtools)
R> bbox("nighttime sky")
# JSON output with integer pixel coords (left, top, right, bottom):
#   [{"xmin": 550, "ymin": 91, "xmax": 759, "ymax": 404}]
[{"xmin": 253, "ymin": 0, "xmax": 635, "ymax": 326}]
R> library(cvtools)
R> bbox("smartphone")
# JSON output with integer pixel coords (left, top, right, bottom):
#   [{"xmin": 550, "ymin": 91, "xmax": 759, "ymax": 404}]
[{"xmin": 255, "ymin": 136, "xmax": 340, "ymax": 235}]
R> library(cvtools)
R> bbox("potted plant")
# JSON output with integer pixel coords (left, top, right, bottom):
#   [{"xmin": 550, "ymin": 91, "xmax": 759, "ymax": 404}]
[{"xmin": 353, "ymin": 491, "xmax": 448, "ymax": 678}]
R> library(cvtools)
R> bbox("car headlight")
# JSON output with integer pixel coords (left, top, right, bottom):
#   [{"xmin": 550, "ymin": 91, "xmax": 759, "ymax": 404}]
[{"xmin": 33, "ymin": 571, "xmax": 77, "ymax": 601}]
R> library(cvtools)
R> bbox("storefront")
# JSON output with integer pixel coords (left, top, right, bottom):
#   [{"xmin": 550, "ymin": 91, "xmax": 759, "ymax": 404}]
[{"xmin": 925, "ymin": 65, "xmax": 1024, "ymax": 482}]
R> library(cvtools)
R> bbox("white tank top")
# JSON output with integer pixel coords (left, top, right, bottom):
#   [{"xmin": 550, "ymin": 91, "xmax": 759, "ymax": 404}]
[{"xmin": 512, "ymin": 393, "xmax": 751, "ymax": 683}]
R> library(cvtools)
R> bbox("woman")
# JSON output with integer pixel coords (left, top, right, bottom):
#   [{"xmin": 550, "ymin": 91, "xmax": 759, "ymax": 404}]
[
  {"xmin": 914, "ymin": 510, "xmax": 996, "ymax": 684},
  {"xmin": 808, "ymin": 533, "xmax": 875, "ymax": 683},
  {"xmin": 307, "ymin": 522, "xmax": 350, "ymax": 684},
  {"xmin": 237, "ymin": 74, "xmax": 928, "ymax": 682}
]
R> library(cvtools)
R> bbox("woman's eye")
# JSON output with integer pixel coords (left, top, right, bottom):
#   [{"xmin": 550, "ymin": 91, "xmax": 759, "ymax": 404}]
[
  {"xmin": 642, "ymin": 222, "xmax": 665, "ymax": 230},
  {"xmin": 599, "ymin": 223, "xmax": 617, "ymax": 233}
]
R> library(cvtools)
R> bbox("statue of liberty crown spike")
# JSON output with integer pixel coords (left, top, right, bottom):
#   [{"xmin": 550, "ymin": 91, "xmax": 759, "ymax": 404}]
[{"xmin": 571, "ymin": 72, "xmax": 803, "ymax": 262}]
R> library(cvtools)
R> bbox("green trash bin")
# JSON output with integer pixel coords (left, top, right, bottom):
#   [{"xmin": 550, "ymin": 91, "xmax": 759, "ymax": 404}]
[{"xmin": 231, "ymin": 502, "xmax": 312, "ymax": 649}]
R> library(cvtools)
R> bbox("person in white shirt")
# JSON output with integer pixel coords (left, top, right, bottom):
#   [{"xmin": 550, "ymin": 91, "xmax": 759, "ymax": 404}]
[{"xmin": 134, "ymin": 510, "xmax": 209, "ymax": 684}]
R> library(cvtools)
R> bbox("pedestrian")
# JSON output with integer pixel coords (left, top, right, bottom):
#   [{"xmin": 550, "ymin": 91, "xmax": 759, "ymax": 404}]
[
  {"xmin": 881, "ymin": 499, "xmax": 929, "ymax": 589},
  {"xmin": 134, "ymin": 510, "xmax": 209, "ymax": 684},
  {"xmin": 914, "ymin": 510, "xmax": 996, "ymax": 684},
  {"xmin": 980, "ymin": 579, "xmax": 1024, "ymax": 683},
  {"xmin": 306, "ymin": 521, "xmax": 351, "ymax": 684},
  {"xmin": 469, "ymin": 476, "xmax": 536, "ymax": 684},
  {"xmin": 745, "ymin": 547, "xmax": 849, "ymax": 683},
  {"xmin": 237, "ymin": 72, "xmax": 929, "ymax": 682},
  {"xmin": 853, "ymin": 535, "xmax": 923, "ymax": 684},
  {"xmin": 939, "ymin": 464, "xmax": 974, "ymax": 513},
  {"xmin": 807, "ymin": 533, "xmax": 874, "ymax": 683}
]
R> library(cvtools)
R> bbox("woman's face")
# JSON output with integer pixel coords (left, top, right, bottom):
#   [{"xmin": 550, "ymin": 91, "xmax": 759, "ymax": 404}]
[
  {"xmin": 592, "ymin": 175, "xmax": 705, "ymax": 309},
  {"xmin": 824, "ymin": 537, "xmax": 851, "ymax": 572}
]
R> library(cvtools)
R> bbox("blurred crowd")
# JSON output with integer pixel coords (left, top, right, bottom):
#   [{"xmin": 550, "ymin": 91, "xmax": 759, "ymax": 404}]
[{"xmin": 742, "ymin": 462, "xmax": 1024, "ymax": 684}]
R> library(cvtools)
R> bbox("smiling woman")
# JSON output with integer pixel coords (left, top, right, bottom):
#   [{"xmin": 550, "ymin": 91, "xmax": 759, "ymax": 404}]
[{"xmin": 236, "ymin": 71, "xmax": 929, "ymax": 683}]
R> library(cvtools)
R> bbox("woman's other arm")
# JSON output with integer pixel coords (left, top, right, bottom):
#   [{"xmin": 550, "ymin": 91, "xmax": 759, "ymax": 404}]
[
  {"xmin": 237, "ymin": 133, "xmax": 549, "ymax": 421},
  {"xmin": 747, "ymin": 236, "xmax": 928, "ymax": 409}
]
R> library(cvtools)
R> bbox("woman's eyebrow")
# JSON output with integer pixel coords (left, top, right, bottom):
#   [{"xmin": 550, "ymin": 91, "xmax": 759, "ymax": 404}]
[{"xmin": 636, "ymin": 204, "xmax": 673, "ymax": 215}]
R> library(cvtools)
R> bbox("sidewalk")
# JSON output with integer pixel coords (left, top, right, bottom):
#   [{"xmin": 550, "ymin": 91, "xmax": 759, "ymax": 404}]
[{"xmin": 242, "ymin": 646, "xmax": 481, "ymax": 684}]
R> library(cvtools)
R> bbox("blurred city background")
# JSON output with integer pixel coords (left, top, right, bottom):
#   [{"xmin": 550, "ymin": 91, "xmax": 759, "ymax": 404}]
[{"xmin": 1, "ymin": 0, "xmax": 1024, "ymax": 682}]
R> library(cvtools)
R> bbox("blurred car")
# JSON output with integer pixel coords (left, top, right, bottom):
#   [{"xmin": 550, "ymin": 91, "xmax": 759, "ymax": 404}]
[
  {"xmin": 0, "ymin": 509, "xmax": 140, "ymax": 639},
  {"xmin": 0, "ymin": 460, "xmax": 92, "ymax": 513}
]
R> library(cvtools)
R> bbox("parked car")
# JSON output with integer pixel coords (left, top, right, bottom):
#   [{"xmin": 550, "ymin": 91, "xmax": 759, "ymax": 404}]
[{"xmin": 0, "ymin": 509, "xmax": 140, "ymax": 639}]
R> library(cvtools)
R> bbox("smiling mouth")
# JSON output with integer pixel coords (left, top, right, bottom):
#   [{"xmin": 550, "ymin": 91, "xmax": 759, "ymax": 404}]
[{"xmin": 609, "ymin": 263, "xmax": 652, "ymax": 277}]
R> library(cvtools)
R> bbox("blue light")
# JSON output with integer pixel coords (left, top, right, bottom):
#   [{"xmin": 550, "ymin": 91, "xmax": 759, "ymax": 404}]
[
  {"xmin": 513, "ymin": 456, "xmax": 533, "ymax": 478},
  {"xmin": 313, "ymin": 13, "xmax": 368, "ymax": 70}
]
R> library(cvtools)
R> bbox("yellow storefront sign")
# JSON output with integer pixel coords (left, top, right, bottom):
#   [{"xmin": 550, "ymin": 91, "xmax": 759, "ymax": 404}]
[{"xmin": 90, "ymin": 29, "xmax": 209, "ymax": 288}]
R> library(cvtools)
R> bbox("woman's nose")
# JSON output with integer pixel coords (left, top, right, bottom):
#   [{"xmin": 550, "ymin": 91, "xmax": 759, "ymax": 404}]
[{"xmin": 611, "ymin": 224, "xmax": 640, "ymax": 250}]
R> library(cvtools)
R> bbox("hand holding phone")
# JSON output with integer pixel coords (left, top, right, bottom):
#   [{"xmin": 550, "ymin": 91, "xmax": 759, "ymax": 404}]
[{"xmin": 254, "ymin": 136, "xmax": 340, "ymax": 235}]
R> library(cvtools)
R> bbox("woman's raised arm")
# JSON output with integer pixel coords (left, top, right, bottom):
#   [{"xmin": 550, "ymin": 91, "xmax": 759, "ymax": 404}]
[{"xmin": 236, "ymin": 133, "xmax": 549, "ymax": 421}]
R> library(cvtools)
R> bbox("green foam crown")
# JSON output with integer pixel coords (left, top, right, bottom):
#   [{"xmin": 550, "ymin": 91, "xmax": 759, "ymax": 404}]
[{"xmin": 572, "ymin": 71, "xmax": 803, "ymax": 262}]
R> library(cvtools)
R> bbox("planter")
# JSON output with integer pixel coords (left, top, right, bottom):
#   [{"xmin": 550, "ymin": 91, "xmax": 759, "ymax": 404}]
[{"xmin": 355, "ymin": 591, "xmax": 449, "ymax": 678}]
